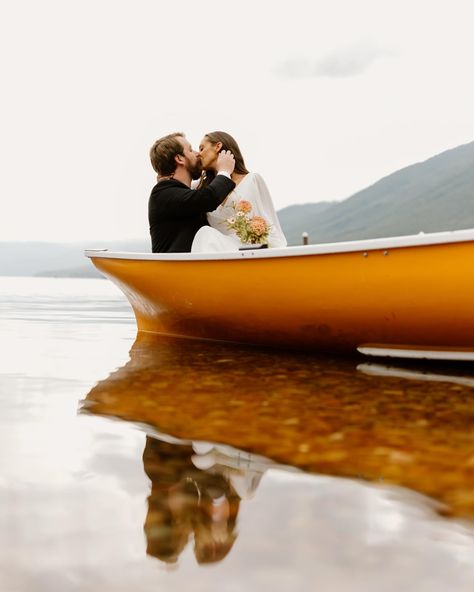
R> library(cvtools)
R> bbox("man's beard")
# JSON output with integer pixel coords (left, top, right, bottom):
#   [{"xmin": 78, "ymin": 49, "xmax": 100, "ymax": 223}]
[{"xmin": 186, "ymin": 157, "xmax": 202, "ymax": 181}]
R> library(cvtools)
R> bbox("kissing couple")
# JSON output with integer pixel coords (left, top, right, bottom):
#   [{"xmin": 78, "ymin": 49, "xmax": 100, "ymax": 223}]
[{"xmin": 148, "ymin": 131, "xmax": 287, "ymax": 253}]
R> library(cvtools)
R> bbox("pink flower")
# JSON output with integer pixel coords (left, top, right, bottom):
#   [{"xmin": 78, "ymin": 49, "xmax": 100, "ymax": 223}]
[
  {"xmin": 235, "ymin": 200, "xmax": 252, "ymax": 213},
  {"xmin": 250, "ymin": 216, "xmax": 268, "ymax": 236}
]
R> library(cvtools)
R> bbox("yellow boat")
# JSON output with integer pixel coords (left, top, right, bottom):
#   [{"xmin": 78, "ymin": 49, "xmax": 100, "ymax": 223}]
[{"xmin": 85, "ymin": 228, "xmax": 474, "ymax": 360}]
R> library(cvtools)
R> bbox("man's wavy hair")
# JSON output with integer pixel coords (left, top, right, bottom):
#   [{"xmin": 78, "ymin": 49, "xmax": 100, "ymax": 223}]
[{"xmin": 149, "ymin": 132, "xmax": 185, "ymax": 177}]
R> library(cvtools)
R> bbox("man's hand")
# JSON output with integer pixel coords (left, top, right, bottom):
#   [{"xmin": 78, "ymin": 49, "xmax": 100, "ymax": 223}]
[{"xmin": 216, "ymin": 150, "xmax": 235, "ymax": 175}]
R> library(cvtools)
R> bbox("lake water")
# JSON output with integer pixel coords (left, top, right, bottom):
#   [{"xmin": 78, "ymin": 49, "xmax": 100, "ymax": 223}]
[{"xmin": 2, "ymin": 276, "xmax": 474, "ymax": 591}]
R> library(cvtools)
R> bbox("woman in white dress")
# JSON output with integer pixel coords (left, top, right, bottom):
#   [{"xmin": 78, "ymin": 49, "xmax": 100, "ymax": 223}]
[{"xmin": 191, "ymin": 131, "xmax": 287, "ymax": 252}]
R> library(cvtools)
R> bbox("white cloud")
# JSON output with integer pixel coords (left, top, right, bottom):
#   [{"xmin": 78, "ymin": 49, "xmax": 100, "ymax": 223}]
[
  {"xmin": 276, "ymin": 43, "xmax": 394, "ymax": 79},
  {"xmin": 315, "ymin": 44, "xmax": 394, "ymax": 77}
]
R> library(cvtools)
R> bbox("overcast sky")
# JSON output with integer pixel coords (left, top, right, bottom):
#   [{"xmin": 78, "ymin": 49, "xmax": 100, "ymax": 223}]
[{"xmin": 1, "ymin": 0, "xmax": 473, "ymax": 242}]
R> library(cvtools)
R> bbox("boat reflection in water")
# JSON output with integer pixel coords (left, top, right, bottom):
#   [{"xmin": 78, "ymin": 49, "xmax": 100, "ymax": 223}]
[{"xmin": 82, "ymin": 331, "xmax": 474, "ymax": 566}]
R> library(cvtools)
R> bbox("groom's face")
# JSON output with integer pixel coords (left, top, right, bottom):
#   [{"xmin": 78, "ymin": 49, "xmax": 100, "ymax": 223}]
[{"xmin": 179, "ymin": 137, "xmax": 202, "ymax": 180}]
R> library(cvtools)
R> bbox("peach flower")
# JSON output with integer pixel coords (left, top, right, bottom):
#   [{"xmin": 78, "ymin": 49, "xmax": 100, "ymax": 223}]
[
  {"xmin": 235, "ymin": 200, "xmax": 252, "ymax": 213},
  {"xmin": 250, "ymin": 216, "xmax": 268, "ymax": 236}
]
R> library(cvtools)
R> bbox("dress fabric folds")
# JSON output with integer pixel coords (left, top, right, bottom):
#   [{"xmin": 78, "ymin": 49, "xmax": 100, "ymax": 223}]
[{"xmin": 191, "ymin": 172, "xmax": 287, "ymax": 253}]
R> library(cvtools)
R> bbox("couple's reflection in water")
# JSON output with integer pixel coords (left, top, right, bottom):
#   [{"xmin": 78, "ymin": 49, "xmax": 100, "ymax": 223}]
[
  {"xmin": 83, "ymin": 331, "xmax": 474, "ymax": 565},
  {"xmin": 142, "ymin": 436, "xmax": 270, "ymax": 565},
  {"xmin": 143, "ymin": 437, "xmax": 239, "ymax": 565}
]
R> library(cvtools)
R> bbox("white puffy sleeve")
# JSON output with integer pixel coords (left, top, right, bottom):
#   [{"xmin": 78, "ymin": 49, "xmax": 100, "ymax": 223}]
[{"xmin": 240, "ymin": 173, "xmax": 287, "ymax": 248}]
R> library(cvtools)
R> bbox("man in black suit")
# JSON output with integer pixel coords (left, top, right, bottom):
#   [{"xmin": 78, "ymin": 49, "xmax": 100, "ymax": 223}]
[{"xmin": 148, "ymin": 132, "xmax": 236, "ymax": 253}]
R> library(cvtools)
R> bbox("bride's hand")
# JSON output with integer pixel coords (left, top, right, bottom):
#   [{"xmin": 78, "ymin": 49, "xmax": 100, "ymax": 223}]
[{"xmin": 216, "ymin": 150, "xmax": 235, "ymax": 175}]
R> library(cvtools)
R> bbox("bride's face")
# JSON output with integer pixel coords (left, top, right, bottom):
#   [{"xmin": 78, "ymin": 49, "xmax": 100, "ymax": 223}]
[{"xmin": 199, "ymin": 138, "xmax": 221, "ymax": 171}]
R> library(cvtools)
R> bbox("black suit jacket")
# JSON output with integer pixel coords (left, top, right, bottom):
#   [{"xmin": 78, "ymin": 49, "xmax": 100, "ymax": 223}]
[{"xmin": 148, "ymin": 175, "xmax": 236, "ymax": 253}]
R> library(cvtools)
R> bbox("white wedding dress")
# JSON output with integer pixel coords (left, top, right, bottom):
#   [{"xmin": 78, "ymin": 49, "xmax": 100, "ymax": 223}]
[{"xmin": 191, "ymin": 172, "xmax": 287, "ymax": 253}]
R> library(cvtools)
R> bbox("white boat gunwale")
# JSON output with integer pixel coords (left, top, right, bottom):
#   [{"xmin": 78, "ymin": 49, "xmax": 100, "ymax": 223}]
[{"xmin": 84, "ymin": 228, "xmax": 474, "ymax": 262}]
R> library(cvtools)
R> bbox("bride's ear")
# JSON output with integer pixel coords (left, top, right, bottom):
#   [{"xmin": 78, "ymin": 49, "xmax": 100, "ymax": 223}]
[{"xmin": 214, "ymin": 141, "xmax": 223, "ymax": 153}]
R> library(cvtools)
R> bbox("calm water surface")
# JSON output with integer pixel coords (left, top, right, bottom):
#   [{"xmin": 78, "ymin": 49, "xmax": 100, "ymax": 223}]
[{"xmin": 2, "ymin": 276, "xmax": 474, "ymax": 591}]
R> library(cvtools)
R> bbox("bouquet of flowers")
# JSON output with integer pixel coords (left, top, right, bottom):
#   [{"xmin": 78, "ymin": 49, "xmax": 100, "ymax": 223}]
[{"xmin": 226, "ymin": 200, "xmax": 270, "ymax": 245}]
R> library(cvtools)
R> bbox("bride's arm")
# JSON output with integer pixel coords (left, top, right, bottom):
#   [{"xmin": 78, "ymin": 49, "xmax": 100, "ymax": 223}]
[{"xmin": 246, "ymin": 173, "xmax": 287, "ymax": 248}]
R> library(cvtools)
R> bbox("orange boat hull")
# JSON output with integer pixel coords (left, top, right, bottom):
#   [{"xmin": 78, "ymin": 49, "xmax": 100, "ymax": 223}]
[{"xmin": 87, "ymin": 234, "xmax": 474, "ymax": 356}]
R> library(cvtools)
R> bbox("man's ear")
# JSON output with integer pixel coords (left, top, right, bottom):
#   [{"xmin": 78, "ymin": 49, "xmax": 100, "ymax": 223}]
[{"xmin": 175, "ymin": 153, "xmax": 185, "ymax": 166}]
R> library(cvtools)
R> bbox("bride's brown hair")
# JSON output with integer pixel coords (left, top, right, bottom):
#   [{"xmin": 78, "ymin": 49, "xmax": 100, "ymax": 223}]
[{"xmin": 199, "ymin": 131, "xmax": 249, "ymax": 188}]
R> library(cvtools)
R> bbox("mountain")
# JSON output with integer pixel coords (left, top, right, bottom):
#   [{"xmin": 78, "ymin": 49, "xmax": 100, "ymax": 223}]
[
  {"xmin": 277, "ymin": 202, "xmax": 334, "ymax": 244},
  {"xmin": 278, "ymin": 141, "xmax": 474, "ymax": 245},
  {"xmin": 0, "ymin": 240, "xmax": 149, "ymax": 278}
]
